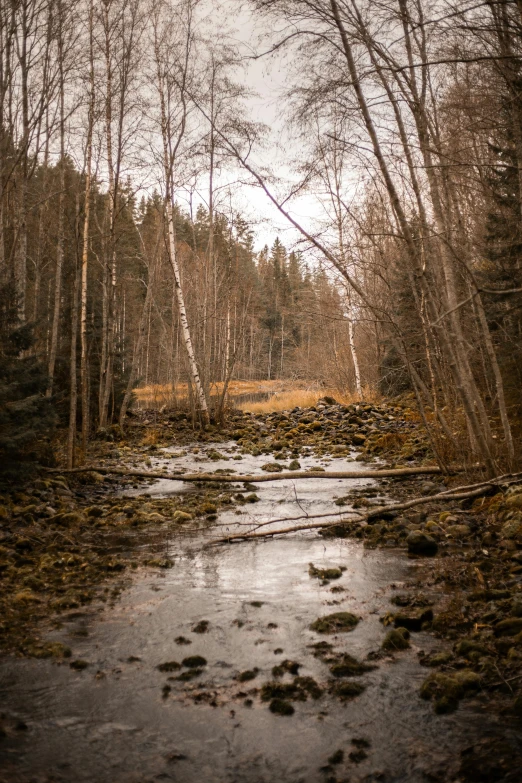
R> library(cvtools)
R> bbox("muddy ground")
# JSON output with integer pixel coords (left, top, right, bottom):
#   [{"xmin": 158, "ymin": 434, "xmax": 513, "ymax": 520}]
[{"xmin": 1, "ymin": 398, "xmax": 522, "ymax": 782}]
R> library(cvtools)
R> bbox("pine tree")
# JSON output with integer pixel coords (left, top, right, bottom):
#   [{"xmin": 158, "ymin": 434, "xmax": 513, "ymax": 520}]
[{"xmin": 0, "ymin": 283, "xmax": 56, "ymax": 478}]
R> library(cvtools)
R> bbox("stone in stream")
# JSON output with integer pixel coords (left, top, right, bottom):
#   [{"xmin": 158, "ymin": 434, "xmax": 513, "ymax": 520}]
[
  {"xmin": 381, "ymin": 628, "xmax": 410, "ymax": 651},
  {"xmin": 406, "ymin": 530, "xmax": 438, "ymax": 556},
  {"xmin": 308, "ymin": 563, "xmax": 343, "ymax": 581},
  {"xmin": 393, "ymin": 608, "xmax": 434, "ymax": 632},
  {"xmin": 420, "ymin": 669, "xmax": 481, "ymax": 713},
  {"xmin": 310, "ymin": 612, "xmax": 359, "ymax": 633}
]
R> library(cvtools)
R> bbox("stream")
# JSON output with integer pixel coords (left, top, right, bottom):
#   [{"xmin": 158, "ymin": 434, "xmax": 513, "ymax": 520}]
[{"xmin": 0, "ymin": 445, "xmax": 513, "ymax": 783}]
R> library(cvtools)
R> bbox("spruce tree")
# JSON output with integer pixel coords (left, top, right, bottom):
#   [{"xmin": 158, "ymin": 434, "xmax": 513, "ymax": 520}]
[{"xmin": 0, "ymin": 283, "xmax": 56, "ymax": 477}]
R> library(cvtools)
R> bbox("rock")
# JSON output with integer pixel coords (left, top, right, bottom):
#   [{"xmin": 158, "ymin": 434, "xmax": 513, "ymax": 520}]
[
  {"xmin": 261, "ymin": 463, "xmax": 284, "ymax": 472},
  {"xmin": 406, "ymin": 530, "xmax": 438, "ymax": 556},
  {"xmin": 382, "ymin": 627, "xmax": 410, "ymax": 651},
  {"xmin": 51, "ymin": 511, "xmax": 84, "ymax": 527},
  {"xmin": 310, "ymin": 612, "xmax": 359, "ymax": 633},
  {"xmin": 494, "ymin": 617, "xmax": 522, "ymax": 637},
  {"xmin": 272, "ymin": 660, "xmax": 300, "ymax": 677},
  {"xmin": 69, "ymin": 660, "xmax": 89, "ymax": 671},
  {"xmin": 511, "ymin": 600, "xmax": 522, "ymax": 617},
  {"xmin": 329, "ymin": 654, "xmax": 375, "ymax": 677},
  {"xmin": 13, "ymin": 590, "xmax": 41, "ymax": 604},
  {"xmin": 420, "ymin": 672, "xmax": 465, "ymax": 713},
  {"xmin": 308, "ymin": 563, "xmax": 343, "ymax": 580},
  {"xmin": 236, "ymin": 668, "xmax": 259, "ymax": 682},
  {"xmin": 192, "ymin": 620, "xmax": 209, "ymax": 633},
  {"xmin": 446, "ymin": 524, "xmax": 471, "ymax": 538},
  {"xmin": 455, "ymin": 639, "xmax": 489, "ymax": 658},
  {"xmin": 328, "ymin": 680, "xmax": 366, "ymax": 700},
  {"xmin": 172, "ymin": 510, "xmax": 192, "ymax": 523},
  {"xmin": 288, "ymin": 459, "xmax": 301, "ymax": 471},
  {"xmin": 422, "ymin": 651, "xmax": 453, "ymax": 667},
  {"xmin": 393, "ymin": 609, "xmax": 433, "ymax": 632},
  {"xmin": 505, "ymin": 492, "xmax": 522, "ymax": 510},
  {"xmin": 352, "ymin": 434, "xmax": 366, "ymax": 445},
  {"xmin": 501, "ymin": 518, "xmax": 522, "ymax": 539},
  {"xmin": 182, "ymin": 655, "xmax": 207, "ymax": 668},
  {"xmin": 420, "ymin": 481, "xmax": 441, "ymax": 496},
  {"xmin": 269, "ymin": 699, "xmax": 294, "ymax": 715}
]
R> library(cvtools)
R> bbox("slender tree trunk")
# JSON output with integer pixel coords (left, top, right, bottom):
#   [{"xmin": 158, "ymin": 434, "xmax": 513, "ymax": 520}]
[
  {"xmin": 47, "ymin": 40, "xmax": 66, "ymax": 395},
  {"xmin": 67, "ymin": 261, "xmax": 80, "ymax": 469},
  {"xmin": 165, "ymin": 202, "xmax": 209, "ymax": 424},
  {"xmin": 81, "ymin": 0, "xmax": 95, "ymax": 455},
  {"xmin": 348, "ymin": 317, "xmax": 362, "ymax": 396}
]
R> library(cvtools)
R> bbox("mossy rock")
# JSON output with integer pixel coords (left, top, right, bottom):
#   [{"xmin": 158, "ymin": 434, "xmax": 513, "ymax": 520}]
[
  {"xmin": 272, "ymin": 660, "xmax": 301, "ymax": 677},
  {"xmin": 455, "ymin": 638, "xmax": 489, "ymax": 659},
  {"xmin": 261, "ymin": 463, "xmax": 284, "ymax": 472},
  {"xmin": 423, "ymin": 651, "xmax": 453, "ymax": 667},
  {"xmin": 382, "ymin": 627, "xmax": 410, "ymax": 651},
  {"xmin": 174, "ymin": 668, "xmax": 203, "ymax": 681},
  {"xmin": 157, "ymin": 661, "xmax": 181, "ymax": 672},
  {"xmin": 310, "ymin": 612, "xmax": 359, "ymax": 634},
  {"xmin": 182, "ymin": 655, "xmax": 207, "ymax": 668},
  {"xmin": 328, "ymin": 680, "xmax": 366, "ymax": 701},
  {"xmin": 13, "ymin": 590, "xmax": 42, "ymax": 605},
  {"xmin": 393, "ymin": 609, "xmax": 433, "ymax": 632},
  {"xmin": 69, "ymin": 659, "xmax": 89, "ymax": 671},
  {"xmin": 420, "ymin": 669, "xmax": 480, "ymax": 713},
  {"xmin": 236, "ymin": 668, "xmax": 259, "ymax": 682},
  {"xmin": 51, "ymin": 511, "xmax": 84, "ymax": 527},
  {"xmin": 192, "ymin": 620, "xmax": 209, "ymax": 633},
  {"xmin": 23, "ymin": 641, "xmax": 71, "ymax": 659},
  {"xmin": 269, "ymin": 698, "xmax": 294, "ymax": 715},
  {"xmin": 329, "ymin": 654, "xmax": 375, "ymax": 678},
  {"xmin": 172, "ymin": 510, "xmax": 192, "ymax": 523},
  {"xmin": 261, "ymin": 676, "xmax": 322, "ymax": 703},
  {"xmin": 420, "ymin": 672, "xmax": 463, "ymax": 713},
  {"xmin": 309, "ymin": 563, "xmax": 343, "ymax": 581},
  {"xmin": 494, "ymin": 617, "xmax": 522, "ymax": 637}
]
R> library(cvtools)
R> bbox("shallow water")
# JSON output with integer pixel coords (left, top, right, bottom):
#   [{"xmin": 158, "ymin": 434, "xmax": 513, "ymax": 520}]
[{"xmin": 0, "ymin": 447, "xmax": 511, "ymax": 783}]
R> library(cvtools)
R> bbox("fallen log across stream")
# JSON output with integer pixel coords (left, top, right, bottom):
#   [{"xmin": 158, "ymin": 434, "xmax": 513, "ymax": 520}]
[
  {"xmin": 209, "ymin": 471, "xmax": 522, "ymax": 545},
  {"xmin": 46, "ymin": 464, "xmax": 464, "ymax": 482}
]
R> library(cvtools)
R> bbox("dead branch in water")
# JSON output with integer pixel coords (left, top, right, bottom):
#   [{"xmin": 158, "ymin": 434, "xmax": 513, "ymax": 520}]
[
  {"xmin": 45, "ymin": 464, "xmax": 467, "ymax": 483},
  {"xmin": 208, "ymin": 472, "xmax": 522, "ymax": 545}
]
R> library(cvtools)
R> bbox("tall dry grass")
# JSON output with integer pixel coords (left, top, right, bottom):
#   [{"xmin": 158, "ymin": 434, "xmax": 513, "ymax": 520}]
[
  {"xmin": 134, "ymin": 379, "xmax": 285, "ymax": 408},
  {"xmin": 133, "ymin": 380, "xmax": 379, "ymax": 414},
  {"xmin": 239, "ymin": 385, "xmax": 378, "ymax": 413}
]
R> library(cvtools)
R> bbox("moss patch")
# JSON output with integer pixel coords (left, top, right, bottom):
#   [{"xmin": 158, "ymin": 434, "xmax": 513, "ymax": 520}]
[{"xmin": 310, "ymin": 612, "xmax": 359, "ymax": 634}]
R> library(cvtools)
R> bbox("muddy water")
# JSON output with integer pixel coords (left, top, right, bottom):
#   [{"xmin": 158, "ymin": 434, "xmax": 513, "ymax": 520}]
[{"xmin": 0, "ymin": 447, "xmax": 507, "ymax": 783}]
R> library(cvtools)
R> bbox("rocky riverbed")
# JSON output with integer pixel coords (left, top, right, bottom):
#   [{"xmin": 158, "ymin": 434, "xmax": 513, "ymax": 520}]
[{"xmin": 1, "ymin": 398, "xmax": 522, "ymax": 781}]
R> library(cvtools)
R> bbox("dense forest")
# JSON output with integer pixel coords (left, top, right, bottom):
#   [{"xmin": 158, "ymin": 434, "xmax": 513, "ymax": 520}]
[{"xmin": 1, "ymin": 0, "xmax": 522, "ymax": 476}]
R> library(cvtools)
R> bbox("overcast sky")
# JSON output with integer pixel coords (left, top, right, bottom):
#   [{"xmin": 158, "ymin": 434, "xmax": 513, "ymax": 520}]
[{"xmin": 205, "ymin": 1, "xmax": 324, "ymax": 253}]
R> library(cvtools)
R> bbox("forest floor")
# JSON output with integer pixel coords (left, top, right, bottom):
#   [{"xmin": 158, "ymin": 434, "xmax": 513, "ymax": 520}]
[{"xmin": 1, "ymin": 398, "xmax": 522, "ymax": 781}]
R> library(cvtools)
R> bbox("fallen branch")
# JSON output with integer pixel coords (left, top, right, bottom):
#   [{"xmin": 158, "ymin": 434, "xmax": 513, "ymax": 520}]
[
  {"xmin": 209, "ymin": 472, "xmax": 522, "ymax": 545},
  {"xmin": 44, "ymin": 464, "xmax": 464, "ymax": 483}
]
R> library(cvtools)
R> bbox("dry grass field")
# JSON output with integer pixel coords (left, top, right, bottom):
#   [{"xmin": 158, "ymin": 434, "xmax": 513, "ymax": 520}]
[{"xmin": 133, "ymin": 380, "xmax": 374, "ymax": 413}]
